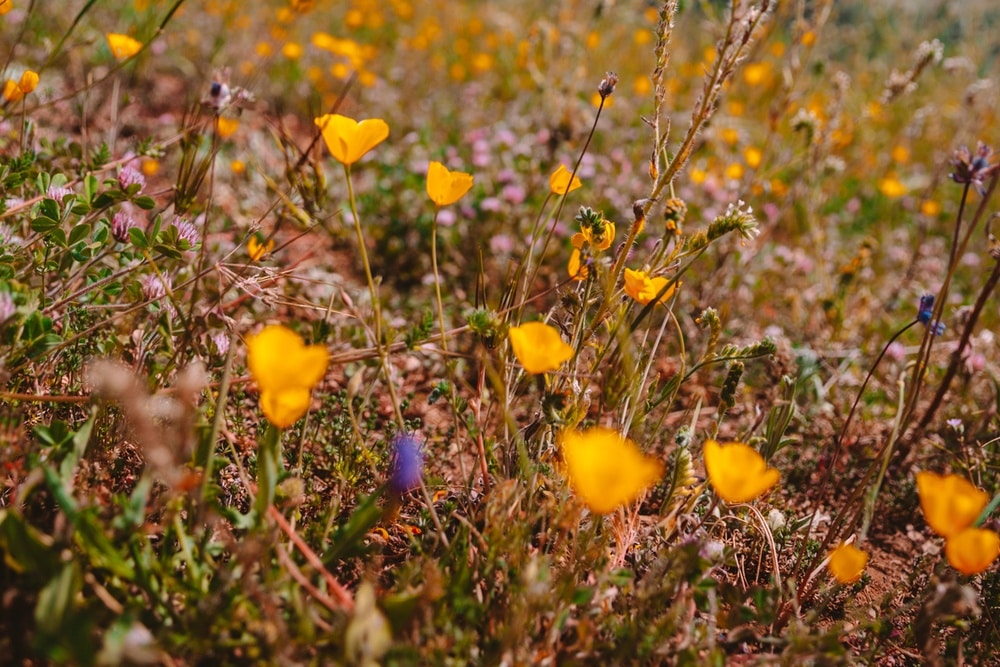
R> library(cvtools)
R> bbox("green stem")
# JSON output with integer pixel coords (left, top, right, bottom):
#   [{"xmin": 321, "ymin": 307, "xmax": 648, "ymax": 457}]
[
  {"xmin": 343, "ymin": 164, "xmax": 405, "ymax": 429},
  {"xmin": 254, "ymin": 422, "xmax": 281, "ymax": 526},
  {"xmin": 431, "ymin": 207, "xmax": 448, "ymax": 350}
]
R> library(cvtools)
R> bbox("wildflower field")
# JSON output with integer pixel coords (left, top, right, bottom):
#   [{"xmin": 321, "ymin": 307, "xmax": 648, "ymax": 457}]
[{"xmin": 3, "ymin": 0, "xmax": 1000, "ymax": 663}]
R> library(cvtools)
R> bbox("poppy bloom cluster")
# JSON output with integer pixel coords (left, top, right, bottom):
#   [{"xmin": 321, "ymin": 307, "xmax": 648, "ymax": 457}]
[
  {"xmin": 917, "ymin": 471, "xmax": 999, "ymax": 575},
  {"xmin": 3, "ymin": 70, "xmax": 38, "ymax": 102}
]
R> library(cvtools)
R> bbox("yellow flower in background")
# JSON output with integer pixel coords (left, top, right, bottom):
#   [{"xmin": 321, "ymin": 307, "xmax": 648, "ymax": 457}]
[
  {"xmin": 0, "ymin": 0, "xmax": 13, "ymax": 15},
  {"xmin": 314, "ymin": 114, "xmax": 389, "ymax": 166},
  {"xmin": 282, "ymin": 42, "xmax": 303, "ymax": 59},
  {"xmin": 704, "ymin": 440, "xmax": 780, "ymax": 504},
  {"xmin": 916, "ymin": 471, "xmax": 988, "ymax": 538},
  {"xmin": 920, "ymin": 200, "xmax": 941, "ymax": 217},
  {"xmin": 426, "ymin": 161, "xmax": 474, "ymax": 207},
  {"xmin": 724, "ymin": 163, "xmax": 744, "ymax": 180},
  {"xmin": 141, "ymin": 158, "xmax": 160, "ymax": 177},
  {"xmin": 877, "ymin": 175, "xmax": 907, "ymax": 199},
  {"xmin": 549, "ymin": 164, "xmax": 582, "ymax": 195},
  {"xmin": 3, "ymin": 79, "xmax": 23, "ymax": 102},
  {"xmin": 247, "ymin": 235, "xmax": 274, "ymax": 261},
  {"xmin": 17, "ymin": 70, "xmax": 38, "ymax": 94},
  {"xmin": 623, "ymin": 269, "xmax": 677, "ymax": 306},
  {"xmin": 559, "ymin": 427, "xmax": 663, "ymax": 515},
  {"xmin": 247, "ymin": 324, "xmax": 329, "ymax": 428},
  {"xmin": 828, "ymin": 543, "xmax": 868, "ymax": 584},
  {"xmin": 216, "ymin": 117, "xmax": 239, "ymax": 140},
  {"xmin": 508, "ymin": 321, "xmax": 573, "ymax": 375},
  {"xmin": 107, "ymin": 33, "xmax": 143, "ymax": 60},
  {"xmin": 945, "ymin": 528, "xmax": 1000, "ymax": 576},
  {"xmin": 744, "ymin": 146, "xmax": 763, "ymax": 169},
  {"xmin": 742, "ymin": 62, "xmax": 770, "ymax": 86}
]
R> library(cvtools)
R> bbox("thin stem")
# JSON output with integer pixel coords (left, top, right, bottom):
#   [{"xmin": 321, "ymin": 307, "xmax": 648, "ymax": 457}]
[
  {"xmin": 520, "ymin": 98, "xmax": 606, "ymax": 320},
  {"xmin": 901, "ymin": 174, "xmax": 998, "ymax": 431},
  {"xmin": 916, "ymin": 257, "xmax": 1000, "ymax": 434},
  {"xmin": 343, "ymin": 164, "xmax": 406, "ymax": 429},
  {"xmin": 431, "ymin": 208, "xmax": 448, "ymax": 350}
]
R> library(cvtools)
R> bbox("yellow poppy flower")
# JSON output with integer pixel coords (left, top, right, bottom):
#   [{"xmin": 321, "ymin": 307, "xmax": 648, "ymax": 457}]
[
  {"xmin": 17, "ymin": 70, "xmax": 38, "ymax": 94},
  {"xmin": 247, "ymin": 324, "xmax": 329, "ymax": 428},
  {"xmin": 571, "ymin": 224, "xmax": 615, "ymax": 253},
  {"xmin": 2, "ymin": 79, "xmax": 23, "ymax": 102},
  {"xmin": 559, "ymin": 427, "xmax": 663, "ymax": 515},
  {"xmin": 568, "ymin": 248, "xmax": 587, "ymax": 281},
  {"xmin": 216, "ymin": 117, "xmax": 239, "ymax": 140},
  {"xmin": 247, "ymin": 236, "xmax": 275, "ymax": 261},
  {"xmin": 703, "ymin": 440, "xmax": 780, "ymax": 504},
  {"xmin": 106, "ymin": 33, "xmax": 143, "ymax": 60},
  {"xmin": 916, "ymin": 471, "xmax": 989, "ymax": 538},
  {"xmin": 314, "ymin": 113, "xmax": 389, "ymax": 166},
  {"xmin": 828, "ymin": 542, "xmax": 868, "ymax": 584},
  {"xmin": 945, "ymin": 528, "xmax": 1000, "ymax": 576},
  {"xmin": 508, "ymin": 321, "xmax": 573, "ymax": 375},
  {"xmin": 548, "ymin": 164, "xmax": 582, "ymax": 195},
  {"xmin": 426, "ymin": 161, "xmax": 474, "ymax": 207},
  {"xmin": 623, "ymin": 269, "xmax": 677, "ymax": 306}
]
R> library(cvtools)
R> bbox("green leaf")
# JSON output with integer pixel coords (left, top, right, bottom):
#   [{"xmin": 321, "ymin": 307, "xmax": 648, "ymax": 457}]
[
  {"xmin": 92, "ymin": 192, "xmax": 119, "ymax": 209},
  {"xmin": 128, "ymin": 226, "xmax": 148, "ymax": 249},
  {"xmin": 40, "ymin": 197, "xmax": 58, "ymax": 220},
  {"xmin": 48, "ymin": 228, "xmax": 67, "ymax": 247},
  {"xmin": 323, "ymin": 491, "xmax": 383, "ymax": 566},
  {"xmin": 254, "ymin": 423, "xmax": 282, "ymax": 525},
  {"xmin": 68, "ymin": 223, "xmax": 91, "ymax": 246},
  {"xmin": 35, "ymin": 561, "xmax": 82, "ymax": 636},
  {"xmin": 572, "ymin": 586, "xmax": 595, "ymax": 605},
  {"xmin": 134, "ymin": 195, "xmax": 156, "ymax": 210},
  {"xmin": 30, "ymin": 216, "xmax": 60, "ymax": 233},
  {"xmin": 83, "ymin": 173, "xmax": 98, "ymax": 202},
  {"xmin": 34, "ymin": 420, "xmax": 74, "ymax": 449},
  {"xmin": 152, "ymin": 243, "xmax": 182, "ymax": 260},
  {"xmin": 0, "ymin": 509, "xmax": 59, "ymax": 576}
]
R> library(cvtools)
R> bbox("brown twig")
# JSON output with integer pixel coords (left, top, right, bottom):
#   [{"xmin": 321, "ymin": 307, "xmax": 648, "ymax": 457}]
[{"xmin": 268, "ymin": 505, "xmax": 354, "ymax": 612}]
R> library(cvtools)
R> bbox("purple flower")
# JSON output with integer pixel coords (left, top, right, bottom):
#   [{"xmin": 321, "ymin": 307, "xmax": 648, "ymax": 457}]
[
  {"xmin": 917, "ymin": 294, "xmax": 945, "ymax": 335},
  {"xmin": 951, "ymin": 142, "xmax": 997, "ymax": 193},
  {"xmin": 111, "ymin": 210, "xmax": 139, "ymax": 243},
  {"xmin": 141, "ymin": 274, "xmax": 170, "ymax": 300},
  {"xmin": 117, "ymin": 166, "xmax": 146, "ymax": 194},
  {"xmin": 388, "ymin": 434, "xmax": 423, "ymax": 494},
  {"xmin": 47, "ymin": 185, "xmax": 74, "ymax": 202},
  {"xmin": 141, "ymin": 275, "xmax": 175, "ymax": 316},
  {"xmin": 211, "ymin": 331, "xmax": 230, "ymax": 356},
  {"xmin": 171, "ymin": 217, "xmax": 200, "ymax": 248}
]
